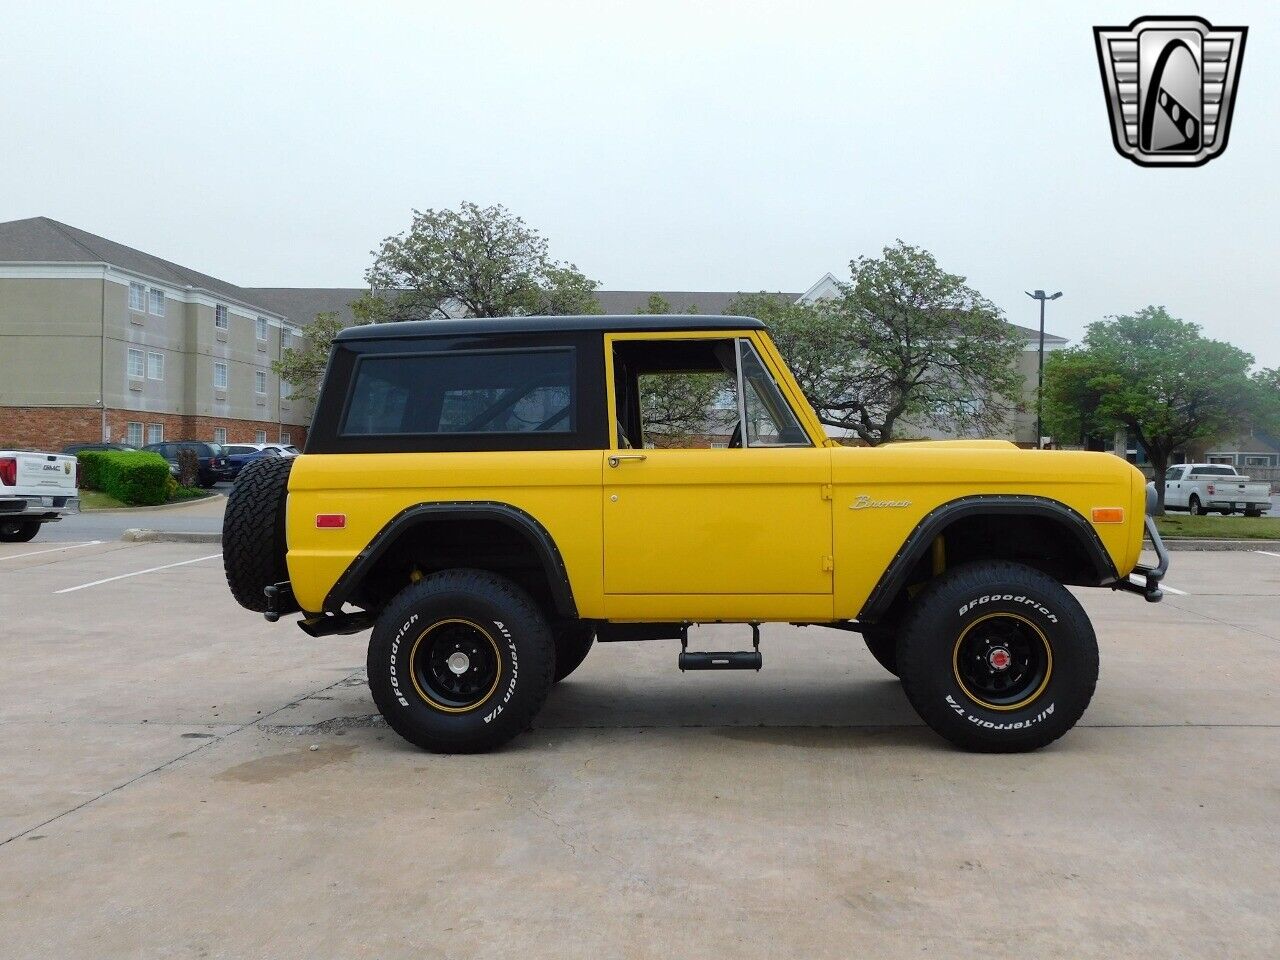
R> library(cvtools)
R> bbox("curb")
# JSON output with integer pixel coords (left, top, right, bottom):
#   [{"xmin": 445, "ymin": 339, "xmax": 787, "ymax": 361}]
[
  {"xmin": 1162, "ymin": 539, "xmax": 1280, "ymax": 551},
  {"xmin": 86, "ymin": 492, "xmax": 224, "ymax": 514},
  {"xmin": 122, "ymin": 529, "xmax": 222, "ymax": 544}
]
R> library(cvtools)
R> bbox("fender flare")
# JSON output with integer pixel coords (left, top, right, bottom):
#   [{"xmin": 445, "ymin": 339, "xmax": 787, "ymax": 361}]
[
  {"xmin": 858, "ymin": 495, "xmax": 1119, "ymax": 622},
  {"xmin": 322, "ymin": 501, "xmax": 577, "ymax": 618}
]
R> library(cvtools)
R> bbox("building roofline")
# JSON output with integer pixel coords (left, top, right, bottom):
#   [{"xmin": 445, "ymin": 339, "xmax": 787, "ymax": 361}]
[{"xmin": 0, "ymin": 259, "xmax": 289, "ymax": 322}]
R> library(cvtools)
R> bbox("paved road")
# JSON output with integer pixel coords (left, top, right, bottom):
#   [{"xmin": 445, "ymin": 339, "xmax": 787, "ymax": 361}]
[
  {"xmin": 41, "ymin": 485, "xmax": 229, "ymax": 541},
  {"xmin": 1, "ymin": 543, "xmax": 1277, "ymax": 958}
]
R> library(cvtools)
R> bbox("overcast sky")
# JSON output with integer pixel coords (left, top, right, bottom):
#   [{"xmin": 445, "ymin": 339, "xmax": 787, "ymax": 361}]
[{"xmin": 4, "ymin": 1, "xmax": 1277, "ymax": 365}]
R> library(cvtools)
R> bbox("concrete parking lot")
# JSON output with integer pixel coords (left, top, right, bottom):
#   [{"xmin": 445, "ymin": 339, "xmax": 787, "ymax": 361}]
[{"xmin": 1, "ymin": 540, "xmax": 1278, "ymax": 958}]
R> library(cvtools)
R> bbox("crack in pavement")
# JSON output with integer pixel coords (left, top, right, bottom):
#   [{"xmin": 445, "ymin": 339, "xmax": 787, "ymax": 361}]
[{"xmin": 0, "ymin": 668, "xmax": 366, "ymax": 848}]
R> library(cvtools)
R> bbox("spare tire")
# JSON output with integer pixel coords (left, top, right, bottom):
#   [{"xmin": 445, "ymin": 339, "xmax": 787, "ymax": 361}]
[{"xmin": 223, "ymin": 456, "xmax": 294, "ymax": 612}]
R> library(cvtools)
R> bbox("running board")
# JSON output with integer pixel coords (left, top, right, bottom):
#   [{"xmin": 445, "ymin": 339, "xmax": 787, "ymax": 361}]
[{"xmin": 678, "ymin": 623, "xmax": 763, "ymax": 671}]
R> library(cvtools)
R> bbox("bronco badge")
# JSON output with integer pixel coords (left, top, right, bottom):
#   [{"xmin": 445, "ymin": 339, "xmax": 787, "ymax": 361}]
[
  {"xmin": 849, "ymin": 495, "xmax": 912, "ymax": 510},
  {"xmin": 1094, "ymin": 16, "xmax": 1247, "ymax": 167}
]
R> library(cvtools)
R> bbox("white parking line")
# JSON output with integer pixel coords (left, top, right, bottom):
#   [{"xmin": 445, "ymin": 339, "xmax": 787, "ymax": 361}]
[
  {"xmin": 54, "ymin": 553, "xmax": 222, "ymax": 594},
  {"xmin": 1130, "ymin": 573, "xmax": 1187, "ymax": 596},
  {"xmin": 0, "ymin": 540, "xmax": 103, "ymax": 561},
  {"xmin": 1256, "ymin": 550, "xmax": 1280, "ymax": 559}
]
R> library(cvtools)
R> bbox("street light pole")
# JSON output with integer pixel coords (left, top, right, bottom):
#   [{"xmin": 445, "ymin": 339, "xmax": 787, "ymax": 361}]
[{"xmin": 1024, "ymin": 289, "xmax": 1062, "ymax": 449}]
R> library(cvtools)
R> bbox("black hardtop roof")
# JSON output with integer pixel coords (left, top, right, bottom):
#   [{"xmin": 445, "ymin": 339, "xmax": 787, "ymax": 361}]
[{"xmin": 333, "ymin": 314, "xmax": 767, "ymax": 342}]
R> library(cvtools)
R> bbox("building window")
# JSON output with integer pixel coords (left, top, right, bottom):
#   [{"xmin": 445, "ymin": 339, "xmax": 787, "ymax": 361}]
[
  {"xmin": 256, "ymin": 317, "xmax": 268, "ymax": 340},
  {"xmin": 127, "ymin": 348, "xmax": 145, "ymax": 379},
  {"xmin": 148, "ymin": 288, "xmax": 165, "ymax": 316},
  {"xmin": 280, "ymin": 432, "xmax": 291, "ymax": 444},
  {"xmin": 215, "ymin": 305, "xmax": 229, "ymax": 330},
  {"xmin": 146, "ymin": 351, "xmax": 164, "ymax": 380},
  {"xmin": 147, "ymin": 423, "xmax": 164, "ymax": 444},
  {"xmin": 255, "ymin": 430, "xmax": 267, "ymax": 444},
  {"xmin": 126, "ymin": 422, "xmax": 143, "ymax": 446},
  {"xmin": 129, "ymin": 282, "xmax": 146, "ymax": 311},
  {"xmin": 213, "ymin": 427, "xmax": 227, "ymax": 445},
  {"xmin": 280, "ymin": 379, "xmax": 293, "ymax": 400},
  {"xmin": 255, "ymin": 370, "xmax": 267, "ymax": 394},
  {"xmin": 213, "ymin": 361, "xmax": 228, "ymax": 389}
]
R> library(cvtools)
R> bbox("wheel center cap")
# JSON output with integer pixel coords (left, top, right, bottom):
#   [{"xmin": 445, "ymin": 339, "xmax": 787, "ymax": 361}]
[
  {"xmin": 446, "ymin": 651, "xmax": 471, "ymax": 675},
  {"xmin": 988, "ymin": 646, "xmax": 1012, "ymax": 671}
]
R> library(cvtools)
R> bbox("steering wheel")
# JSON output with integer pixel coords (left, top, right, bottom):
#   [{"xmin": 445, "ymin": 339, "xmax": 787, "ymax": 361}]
[{"xmin": 728, "ymin": 421, "xmax": 742, "ymax": 449}]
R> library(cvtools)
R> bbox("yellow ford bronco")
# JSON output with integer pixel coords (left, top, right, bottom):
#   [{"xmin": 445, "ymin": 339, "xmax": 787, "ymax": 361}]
[{"xmin": 223, "ymin": 315, "xmax": 1168, "ymax": 754}]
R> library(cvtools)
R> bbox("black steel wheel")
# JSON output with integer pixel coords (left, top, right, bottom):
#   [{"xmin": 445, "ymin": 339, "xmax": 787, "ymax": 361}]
[
  {"xmin": 952, "ymin": 613, "xmax": 1051, "ymax": 710},
  {"xmin": 410, "ymin": 619, "xmax": 503, "ymax": 710}
]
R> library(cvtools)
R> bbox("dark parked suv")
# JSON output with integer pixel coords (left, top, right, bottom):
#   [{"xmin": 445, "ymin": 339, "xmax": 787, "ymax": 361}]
[{"xmin": 142, "ymin": 442, "xmax": 232, "ymax": 487}]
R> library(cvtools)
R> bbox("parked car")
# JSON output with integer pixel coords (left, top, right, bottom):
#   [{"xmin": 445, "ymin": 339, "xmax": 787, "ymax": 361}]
[
  {"xmin": 0, "ymin": 449, "xmax": 80, "ymax": 542},
  {"xmin": 142, "ymin": 441, "xmax": 232, "ymax": 487},
  {"xmin": 223, "ymin": 444, "xmax": 281, "ymax": 480},
  {"xmin": 223, "ymin": 313, "xmax": 1168, "ymax": 756},
  {"xmin": 1156, "ymin": 463, "xmax": 1272, "ymax": 517},
  {"xmin": 237, "ymin": 442, "xmax": 301, "ymax": 458},
  {"xmin": 62, "ymin": 442, "xmax": 138, "ymax": 454}
]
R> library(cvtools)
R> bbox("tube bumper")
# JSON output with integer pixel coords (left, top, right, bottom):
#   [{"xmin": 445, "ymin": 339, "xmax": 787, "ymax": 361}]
[{"xmin": 1116, "ymin": 515, "xmax": 1169, "ymax": 603}]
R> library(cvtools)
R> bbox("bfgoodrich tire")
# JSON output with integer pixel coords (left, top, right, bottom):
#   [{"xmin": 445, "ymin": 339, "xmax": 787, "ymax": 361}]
[
  {"xmin": 368, "ymin": 569, "xmax": 556, "ymax": 753},
  {"xmin": 222, "ymin": 456, "xmax": 293, "ymax": 612},
  {"xmin": 897, "ymin": 561, "xmax": 1098, "ymax": 753},
  {"xmin": 552, "ymin": 620, "xmax": 595, "ymax": 682}
]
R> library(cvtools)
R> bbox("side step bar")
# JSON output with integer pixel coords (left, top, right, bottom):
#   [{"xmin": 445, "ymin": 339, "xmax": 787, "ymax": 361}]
[{"xmin": 678, "ymin": 623, "xmax": 763, "ymax": 671}]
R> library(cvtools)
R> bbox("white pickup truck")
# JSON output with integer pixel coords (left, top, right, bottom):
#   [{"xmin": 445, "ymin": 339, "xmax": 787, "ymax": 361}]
[
  {"xmin": 0, "ymin": 450, "xmax": 81, "ymax": 542},
  {"xmin": 1160, "ymin": 463, "xmax": 1273, "ymax": 517}
]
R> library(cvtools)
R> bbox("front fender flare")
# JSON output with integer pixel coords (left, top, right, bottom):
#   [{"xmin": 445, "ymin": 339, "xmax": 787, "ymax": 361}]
[{"xmin": 858, "ymin": 495, "xmax": 1119, "ymax": 622}]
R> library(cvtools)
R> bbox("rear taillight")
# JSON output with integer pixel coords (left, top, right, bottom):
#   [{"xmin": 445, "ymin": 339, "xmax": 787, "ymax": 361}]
[
  {"xmin": 0, "ymin": 457, "xmax": 15, "ymax": 487},
  {"xmin": 72, "ymin": 461, "xmax": 78, "ymax": 487}
]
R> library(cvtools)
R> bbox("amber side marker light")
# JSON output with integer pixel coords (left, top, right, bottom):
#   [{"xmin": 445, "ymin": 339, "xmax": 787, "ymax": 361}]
[
  {"xmin": 1091, "ymin": 507, "xmax": 1125, "ymax": 524},
  {"xmin": 316, "ymin": 514, "xmax": 346, "ymax": 528}
]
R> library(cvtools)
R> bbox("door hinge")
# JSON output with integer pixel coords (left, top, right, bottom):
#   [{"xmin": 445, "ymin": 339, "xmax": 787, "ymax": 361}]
[
  {"xmin": 821, "ymin": 555, "xmax": 835, "ymax": 572},
  {"xmin": 820, "ymin": 484, "xmax": 832, "ymax": 501}
]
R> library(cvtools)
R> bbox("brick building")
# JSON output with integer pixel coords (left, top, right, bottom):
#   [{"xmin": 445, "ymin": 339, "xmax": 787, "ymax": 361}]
[{"xmin": 0, "ymin": 217, "xmax": 310, "ymax": 450}]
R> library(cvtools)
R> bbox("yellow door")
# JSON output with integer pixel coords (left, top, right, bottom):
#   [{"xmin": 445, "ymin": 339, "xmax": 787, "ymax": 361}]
[{"xmin": 602, "ymin": 447, "xmax": 833, "ymax": 596}]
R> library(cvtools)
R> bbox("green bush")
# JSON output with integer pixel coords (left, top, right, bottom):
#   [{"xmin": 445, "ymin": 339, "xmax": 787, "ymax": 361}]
[
  {"xmin": 75, "ymin": 450, "xmax": 109, "ymax": 490},
  {"xmin": 76, "ymin": 451, "xmax": 171, "ymax": 506}
]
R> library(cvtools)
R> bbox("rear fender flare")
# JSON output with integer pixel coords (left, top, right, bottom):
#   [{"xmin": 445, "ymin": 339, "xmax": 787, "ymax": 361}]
[{"xmin": 322, "ymin": 501, "xmax": 576, "ymax": 617}]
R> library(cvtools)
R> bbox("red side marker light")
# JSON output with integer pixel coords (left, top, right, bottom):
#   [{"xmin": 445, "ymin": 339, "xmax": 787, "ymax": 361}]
[{"xmin": 316, "ymin": 514, "xmax": 346, "ymax": 529}]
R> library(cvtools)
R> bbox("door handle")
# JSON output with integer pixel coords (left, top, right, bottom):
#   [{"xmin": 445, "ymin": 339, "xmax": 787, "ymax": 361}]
[{"xmin": 608, "ymin": 454, "xmax": 648, "ymax": 467}]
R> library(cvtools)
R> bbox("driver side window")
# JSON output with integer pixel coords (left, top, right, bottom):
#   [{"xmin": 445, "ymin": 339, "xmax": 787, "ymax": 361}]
[{"xmin": 611, "ymin": 336, "xmax": 810, "ymax": 449}]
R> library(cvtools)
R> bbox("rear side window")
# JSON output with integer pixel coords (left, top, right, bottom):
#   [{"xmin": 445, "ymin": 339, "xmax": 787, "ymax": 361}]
[{"xmin": 341, "ymin": 349, "xmax": 575, "ymax": 437}]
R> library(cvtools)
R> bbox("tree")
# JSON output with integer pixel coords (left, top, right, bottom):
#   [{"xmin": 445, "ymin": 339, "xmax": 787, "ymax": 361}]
[
  {"xmin": 732, "ymin": 244, "xmax": 1023, "ymax": 444},
  {"xmin": 271, "ymin": 311, "xmax": 346, "ymax": 406},
  {"xmin": 1042, "ymin": 306, "xmax": 1255, "ymax": 513},
  {"xmin": 354, "ymin": 202, "xmax": 600, "ymax": 320},
  {"xmin": 275, "ymin": 203, "xmax": 600, "ymax": 403},
  {"xmin": 1251, "ymin": 367, "xmax": 1280, "ymax": 437}
]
